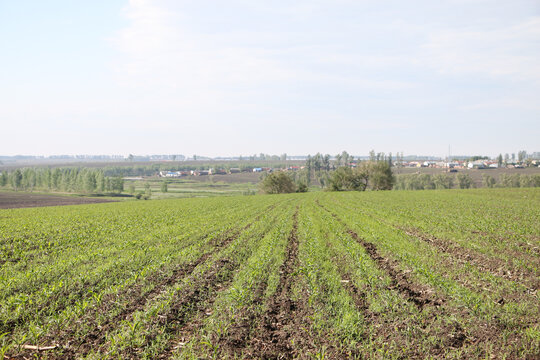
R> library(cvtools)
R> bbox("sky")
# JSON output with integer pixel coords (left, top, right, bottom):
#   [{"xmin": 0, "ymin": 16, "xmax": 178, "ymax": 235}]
[{"xmin": 1, "ymin": 0, "xmax": 539, "ymax": 158}]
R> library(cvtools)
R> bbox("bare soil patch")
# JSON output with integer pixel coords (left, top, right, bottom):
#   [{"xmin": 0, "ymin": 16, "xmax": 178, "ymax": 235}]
[{"xmin": 0, "ymin": 192, "xmax": 114, "ymax": 209}]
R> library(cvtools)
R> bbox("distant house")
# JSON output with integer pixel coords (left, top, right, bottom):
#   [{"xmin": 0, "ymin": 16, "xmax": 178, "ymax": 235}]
[{"xmin": 468, "ymin": 161, "xmax": 486, "ymax": 169}]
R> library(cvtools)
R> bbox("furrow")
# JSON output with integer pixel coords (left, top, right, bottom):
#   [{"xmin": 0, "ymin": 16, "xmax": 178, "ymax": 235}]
[
  {"xmin": 248, "ymin": 207, "xmax": 310, "ymax": 359},
  {"xmin": 399, "ymin": 226, "xmax": 539, "ymax": 294},
  {"xmin": 11, "ymin": 221, "xmax": 256, "ymax": 360},
  {"xmin": 316, "ymin": 201, "xmax": 443, "ymax": 311}
]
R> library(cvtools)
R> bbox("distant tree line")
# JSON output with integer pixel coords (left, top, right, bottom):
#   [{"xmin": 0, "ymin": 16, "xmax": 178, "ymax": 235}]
[
  {"xmin": 0, "ymin": 168, "xmax": 124, "ymax": 193},
  {"xmin": 394, "ymin": 173, "xmax": 540, "ymax": 190}
]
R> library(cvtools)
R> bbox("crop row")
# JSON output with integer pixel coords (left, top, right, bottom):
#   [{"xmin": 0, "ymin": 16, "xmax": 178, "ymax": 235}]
[{"xmin": 1, "ymin": 188, "xmax": 538, "ymax": 359}]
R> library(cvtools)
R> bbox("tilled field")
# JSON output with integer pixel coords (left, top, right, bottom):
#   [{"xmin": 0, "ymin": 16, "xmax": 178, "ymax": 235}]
[
  {"xmin": 0, "ymin": 192, "xmax": 114, "ymax": 209},
  {"xmin": 0, "ymin": 188, "xmax": 538, "ymax": 359}
]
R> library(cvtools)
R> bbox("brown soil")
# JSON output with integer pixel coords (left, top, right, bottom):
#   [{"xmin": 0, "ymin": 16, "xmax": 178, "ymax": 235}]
[
  {"xmin": 0, "ymin": 192, "xmax": 114, "ymax": 209},
  {"xmin": 11, "ymin": 222, "xmax": 252, "ymax": 359},
  {"xmin": 212, "ymin": 262, "xmax": 270, "ymax": 357},
  {"xmin": 346, "ymin": 227, "xmax": 443, "ymax": 309},
  {"xmin": 154, "ymin": 204, "xmax": 277, "ymax": 359},
  {"xmin": 328, "ymin": 240, "xmax": 468, "ymax": 358},
  {"xmin": 317, "ymin": 202, "xmax": 536, "ymax": 358},
  {"xmin": 227, "ymin": 208, "xmax": 312, "ymax": 359},
  {"xmin": 151, "ymin": 257, "xmax": 239, "ymax": 359},
  {"xmin": 316, "ymin": 202, "xmax": 443, "ymax": 310},
  {"xmin": 401, "ymin": 227, "xmax": 540, "ymax": 293}
]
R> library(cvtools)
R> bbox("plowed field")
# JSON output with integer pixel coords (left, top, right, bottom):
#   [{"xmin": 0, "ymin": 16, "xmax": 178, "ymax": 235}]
[{"xmin": 1, "ymin": 189, "xmax": 538, "ymax": 359}]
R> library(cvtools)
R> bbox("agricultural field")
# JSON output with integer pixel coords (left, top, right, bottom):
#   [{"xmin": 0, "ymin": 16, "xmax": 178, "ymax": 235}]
[
  {"xmin": 127, "ymin": 175, "xmax": 260, "ymax": 199},
  {"xmin": 0, "ymin": 192, "xmax": 115, "ymax": 209},
  {"xmin": 0, "ymin": 188, "xmax": 538, "ymax": 359}
]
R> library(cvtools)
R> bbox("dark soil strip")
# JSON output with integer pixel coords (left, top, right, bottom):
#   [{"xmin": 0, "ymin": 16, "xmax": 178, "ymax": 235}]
[
  {"xmin": 153, "ymin": 206, "xmax": 283, "ymax": 359},
  {"xmin": 402, "ymin": 227, "xmax": 539, "ymax": 293},
  {"xmin": 246, "ymin": 207, "xmax": 316, "ymax": 359},
  {"xmin": 0, "ymin": 192, "xmax": 115, "ymax": 209},
  {"xmin": 141, "ymin": 257, "xmax": 240, "ymax": 360},
  {"xmin": 11, "ymin": 217, "xmax": 261, "ymax": 360},
  {"xmin": 316, "ymin": 201, "xmax": 442, "ymax": 311},
  {"xmin": 211, "ymin": 265, "xmax": 270, "ymax": 357},
  {"xmin": 328, "ymin": 243, "xmax": 468, "ymax": 358}
]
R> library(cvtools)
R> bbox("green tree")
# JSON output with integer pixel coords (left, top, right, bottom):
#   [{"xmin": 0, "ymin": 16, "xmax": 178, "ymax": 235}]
[
  {"xmin": 0, "ymin": 172, "xmax": 7, "ymax": 187},
  {"xmin": 482, "ymin": 174, "xmax": 496, "ymax": 188},
  {"xmin": 161, "ymin": 181, "xmax": 168, "ymax": 193},
  {"xmin": 12, "ymin": 169, "xmax": 23, "ymax": 191},
  {"xmin": 369, "ymin": 161, "xmax": 394, "ymax": 190},
  {"xmin": 111, "ymin": 177, "xmax": 124, "ymax": 193},
  {"xmin": 497, "ymin": 154, "xmax": 503, "ymax": 167},
  {"xmin": 260, "ymin": 172, "xmax": 296, "ymax": 194},
  {"xmin": 84, "ymin": 171, "xmax": 97, "ymax": 193},
  {"xmin": 144, "ymin": 182, "xmax": 152, "ymax": 199},
  {"xmin": 433, "ymin": 173, "xmax": 453, "ymax": 189},
  {"xmin": 329, "ymin": 166, "xmax": 369, "ymax": 191},
  {"xmin": 329, "ymin": 167, "xmax": 353, "ymax": 191},
  {"xmin": 456, "ymin": 173, "xmax": 473, "ymax": 189}
]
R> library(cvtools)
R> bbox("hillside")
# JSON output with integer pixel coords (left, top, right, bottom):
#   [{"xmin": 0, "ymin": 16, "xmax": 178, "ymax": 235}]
[{"xmin": 1, "ymin": 189, "xmax": 539, "ymax": 359}]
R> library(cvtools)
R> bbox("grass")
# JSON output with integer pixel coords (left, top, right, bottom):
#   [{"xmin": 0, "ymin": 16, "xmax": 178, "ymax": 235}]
[{"xmin": 1, "ymin": 188, "xmax": 538, "ymax": 359}]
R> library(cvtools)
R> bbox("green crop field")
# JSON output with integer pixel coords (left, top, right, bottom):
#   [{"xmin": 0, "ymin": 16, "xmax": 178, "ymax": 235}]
[{"xmin": 1, "ymin": 188, "xmax": 538, "ymax": 359}]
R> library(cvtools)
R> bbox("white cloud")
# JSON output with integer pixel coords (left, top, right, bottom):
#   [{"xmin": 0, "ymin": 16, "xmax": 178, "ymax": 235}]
[{"xmin": 420, "ymin": 17, "xmax": 540, "ymax": 81}]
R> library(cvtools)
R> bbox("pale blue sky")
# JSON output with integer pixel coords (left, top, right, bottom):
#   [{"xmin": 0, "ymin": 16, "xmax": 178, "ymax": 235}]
[{"xmin": 1, "ymin": 0, "xmax": 539, "ymax": 157}]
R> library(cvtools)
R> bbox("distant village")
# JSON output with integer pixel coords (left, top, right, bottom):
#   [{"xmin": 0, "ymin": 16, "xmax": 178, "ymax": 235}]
[
  {"xmin": 159, "ymin": 158, "xmax": 540, "ymax": 178},
  {"xmin": 159, "ymin": 166, "xmax": 302, "ymax": 178}
]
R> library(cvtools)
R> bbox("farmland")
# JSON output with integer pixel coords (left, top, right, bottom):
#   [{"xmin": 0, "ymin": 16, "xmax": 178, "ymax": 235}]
[{"xmin": 0, "ymin": 188, "xmax": 538, "ymax": 359}]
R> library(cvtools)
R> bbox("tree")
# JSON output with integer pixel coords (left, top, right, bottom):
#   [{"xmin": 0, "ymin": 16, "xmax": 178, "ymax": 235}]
[
  {"xmin": 369, "ymin": 161, "xmax": 394, "ymax": 190},
  {"xmin": 369, "ymin": 150, "xmax": 376, "ymax": 162},
  {"xmin": 323, "ymin": 154, "xmax": 331, "ymax": 171},
  {"xmin": 161, "ymin": 181, "xmax": 168, "ymax": 193},
  {"xmin": 144, "ymin": 182, "xmax": 152, "ymax": 199},
  {"xmin": 518, "ymin": 150, "xmax": 527, "ymax": 162},
  {"xmin": 329, "ymin": 167, "xmax": 354, "ymax": 191},
  {"xmin": 334, "ymin": 153, "xmax": 342, "ymax": 167},
  {"xmin": 12, "ymin": 169, "xmax": 22, "ymax": 191},
  {"xmin": 0, "ymin": 172, "xmax": 7, "ymax": 187},
  {"xmin": 456, "ymin": 173, "xmax": 473, "ymax": 189},
  {"xmin": 482, "ymin": 174, "xmax": 496, "ymax": 188},
  {"xmin": 329, "ymin": 165, "xmax": 369, "ymax": 191},
  {"xmin": 260, "ymin": 172, "xmax": 296, "ymax": 194},
  {"xmin": 433, "ymin": 174, "xmax": 454, "ymax": 189},
  {"xmin": 111, "ymin": 177, "xmax": 124, "ymax": 193},
  {"xmin": 497, "ymin": 154, "xmax": 503, "ymax": 167},
  {"xmin": 84, "ymin": 171, "xmax": 97, "ymax": 193}
]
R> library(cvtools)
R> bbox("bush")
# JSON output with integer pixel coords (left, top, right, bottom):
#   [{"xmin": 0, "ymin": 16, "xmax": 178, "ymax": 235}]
[
  {"xmin": 456, "ymin": 173, "xmax": 473, "ymax": 189},
  {"xmin": 260, "ymin": 172, "xmax": 296, "ymax": 194}
]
